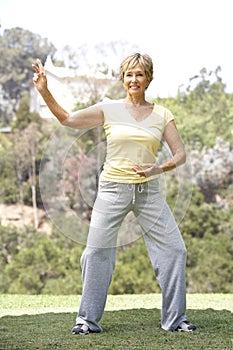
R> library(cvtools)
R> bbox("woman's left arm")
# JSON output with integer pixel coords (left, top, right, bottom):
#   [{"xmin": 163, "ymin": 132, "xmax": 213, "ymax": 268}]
[
  {"xmin": 132, "ymin": 120, "xmax": 186, "ymax": 177},
  {"xmin": 159, "ymin": 120, "xmax": 186, "ymax": 172}
]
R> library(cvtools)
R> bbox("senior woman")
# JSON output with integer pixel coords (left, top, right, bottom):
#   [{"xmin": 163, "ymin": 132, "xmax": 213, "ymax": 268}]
[{"xmin": 32, "ymin": 52, "xmax": 196, "ymax": 334}]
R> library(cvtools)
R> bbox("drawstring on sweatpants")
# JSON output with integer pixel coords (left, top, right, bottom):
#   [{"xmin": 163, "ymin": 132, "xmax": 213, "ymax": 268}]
[
  {"xmin": 127, "ymin": 183, "xmax": 144, "ymax": 204},
  {"xmin": 138, "ymin": 183, "xmax": 144, "ymax": 193}
]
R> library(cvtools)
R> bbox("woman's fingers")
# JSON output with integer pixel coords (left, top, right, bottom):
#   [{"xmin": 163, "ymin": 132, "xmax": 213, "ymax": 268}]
[
  {"xmin": 32, "ymin": 59, "xmax": 46, "ymax": 76},
  {"xmin": 32, "ymin": 63, "xmax": 39, "ymax": 73},
  {"xmin": 132, "ymin": 166, "xmax": 146, "ymax": 177},
  {"xmin": 36, "ymin": 59, "xmax": 45, "ymax": 75},
  {"xmin": 33, "ymin": 72, "xmax": 38, "ymax": 82},
  {"xmin": 132, "ymin": 164, "xmax": 162, "ymax": 177},
  {"xmin": 32, "ymin": 58, "xmax": 47, "ymax": 85}
]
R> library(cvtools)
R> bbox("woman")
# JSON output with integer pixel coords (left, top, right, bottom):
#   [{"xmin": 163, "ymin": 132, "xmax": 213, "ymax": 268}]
[{"xmin": 32, "ymin": 53, "xmax": 196, "ymax": 333}]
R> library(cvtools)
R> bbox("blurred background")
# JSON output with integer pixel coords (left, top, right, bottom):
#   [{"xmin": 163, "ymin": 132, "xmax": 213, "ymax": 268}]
[{"xmin": 0, "ymin": 0, "xmax": 232, "ymax": 295}]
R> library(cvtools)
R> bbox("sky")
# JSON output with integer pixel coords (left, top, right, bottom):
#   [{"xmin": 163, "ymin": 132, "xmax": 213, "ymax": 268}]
[{"xmin": 1, "ymin": 0, "xmax": 233, "ymax": 97}]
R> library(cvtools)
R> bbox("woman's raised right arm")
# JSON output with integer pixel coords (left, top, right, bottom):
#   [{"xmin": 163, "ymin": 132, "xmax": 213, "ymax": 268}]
[{"xmin": 32, "ymin": 59, "xmax": 104, "ymax": 129}]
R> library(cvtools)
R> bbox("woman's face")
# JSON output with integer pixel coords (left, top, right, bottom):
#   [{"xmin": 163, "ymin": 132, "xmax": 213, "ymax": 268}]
[{"xmin": 123, "ymin": 63, "xmax": 149, "ymax": 96}]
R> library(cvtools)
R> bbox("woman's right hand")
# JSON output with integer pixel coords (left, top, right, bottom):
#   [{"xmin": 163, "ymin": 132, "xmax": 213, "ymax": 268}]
[{"xmin": 32, "ymin": 59, "xmax": 48, "ymax": 92}]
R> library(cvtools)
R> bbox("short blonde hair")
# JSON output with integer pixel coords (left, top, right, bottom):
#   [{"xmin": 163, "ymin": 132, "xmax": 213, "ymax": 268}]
[{"xmin": 119, "ymin": 52, "xmax": 154, "ymax": 84}]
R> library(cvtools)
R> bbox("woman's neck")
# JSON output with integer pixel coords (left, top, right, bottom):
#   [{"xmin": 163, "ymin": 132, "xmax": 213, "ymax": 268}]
[{"xmin": 124, "ymin": 94, "xmax": 148, "ymax": 106}]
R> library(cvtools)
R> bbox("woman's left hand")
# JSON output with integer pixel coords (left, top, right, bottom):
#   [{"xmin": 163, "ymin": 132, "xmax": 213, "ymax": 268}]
[{"xmin": 132, "ymin": 164, "xmax": 163, "ymax": 177}]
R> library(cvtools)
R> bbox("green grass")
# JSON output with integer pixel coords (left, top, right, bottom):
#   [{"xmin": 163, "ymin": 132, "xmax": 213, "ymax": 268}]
[{"xmin": 0, "ymin": 294, "xmax": 232, "ymax": 350}]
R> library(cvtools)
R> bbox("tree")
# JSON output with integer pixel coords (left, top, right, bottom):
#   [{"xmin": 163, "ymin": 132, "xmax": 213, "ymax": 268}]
[
  {"xmin": 8, "ymin": 93, "xmax": 43, "ymax": 227},
  {"xmin": 0, "ymin": 27, "xmax": 56, "ymax": 124},
  {"xmin": 10, "ymin": 129, "xmax": 29, "ymax": 209},
  {"xmin": 178, "ymin": 67, "xmax": 233, "ymax": 147},
  {"xmin": 24, "ymin": 123, "xmax": 42, "ymax": 229},
  {"xmin": 11, "ymin": 92, "xmax": 41, "ymax": 130}
]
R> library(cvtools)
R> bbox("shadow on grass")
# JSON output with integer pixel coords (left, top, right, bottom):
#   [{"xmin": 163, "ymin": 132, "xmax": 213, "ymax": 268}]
[{"xmin": 0, "ymin": 308, "xmax": 232, "ymax": 350}]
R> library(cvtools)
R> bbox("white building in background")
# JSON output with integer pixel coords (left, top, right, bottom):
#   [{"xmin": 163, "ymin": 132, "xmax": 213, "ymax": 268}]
[{"xmin": 30, "ymin": 56, "xmax": 114, "ymax": 119}]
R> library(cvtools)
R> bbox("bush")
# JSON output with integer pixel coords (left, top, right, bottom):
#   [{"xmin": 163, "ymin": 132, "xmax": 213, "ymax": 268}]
[{"xmin": 186, "ymin": 233, "xmax": 233, "ymax": 292}]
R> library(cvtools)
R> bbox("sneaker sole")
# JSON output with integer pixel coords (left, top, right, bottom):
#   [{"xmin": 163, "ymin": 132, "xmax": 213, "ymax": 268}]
[{"xmin": 72, "ymin": 331, "xmax": 89, "ymax": 335}]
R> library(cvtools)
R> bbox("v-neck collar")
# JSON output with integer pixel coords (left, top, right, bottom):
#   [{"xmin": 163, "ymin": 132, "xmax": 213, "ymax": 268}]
[{"xmin": 122, "ymin": 101, "xmax": 156, "ymax": 123}]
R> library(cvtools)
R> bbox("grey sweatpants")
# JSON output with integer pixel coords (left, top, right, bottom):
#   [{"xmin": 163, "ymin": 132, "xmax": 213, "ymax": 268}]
[{"xmin": 76, "ymin": 179, "xmax": 187, "ymax": 331}]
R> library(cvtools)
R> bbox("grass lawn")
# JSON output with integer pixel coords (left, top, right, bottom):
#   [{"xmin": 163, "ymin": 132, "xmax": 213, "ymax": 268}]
[{"xmin": 0, "ymin": 294, "xmax": 232, "ymax": 350}]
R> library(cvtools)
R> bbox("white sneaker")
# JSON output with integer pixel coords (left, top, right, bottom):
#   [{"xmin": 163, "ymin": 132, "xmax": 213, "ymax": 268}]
[
  {"xmin": 72, "ymin": 324, "xmax": 90, "ymax": 335},
  {"xmin": 175, "ymin": 321, "xmax": 197, "ymax": 332}
]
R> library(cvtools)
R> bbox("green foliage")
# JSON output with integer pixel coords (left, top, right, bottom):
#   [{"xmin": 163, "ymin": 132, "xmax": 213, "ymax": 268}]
[
  {"xmin": 109, "ymin": 239, "xmax": 159, "ymax": 295},
  {"xmin": 1, "ymin": 205, "xmax": 232, "ymax": 294},
  {"xmin": 154, "ymin": 68, "xmax": 233, "ymax": 148},
  {"xmin": 178, "ymin": 67, "xmax": 233, "ymax": 147},
  {"xmin": 0, "ymin": 93, "xmax": 44, "ymax": 206},
  {"xmin": 0, "ymin": 177, "xmax": 19, "ymax": 204},
  {"xmin": 0, "ymin": 135, "xmax": 16, "ymax": 203},
  {"xmin": 0, "ymin": 27, "xmax": 56, "ymax": 106},
  {"xmin": 178, "ymin": 186, "xmax": 223, "ymax": 238},
  {"xmin": 186, "ymin": 233, "xmax": 233, "ymax": 292},
  {"xmin": 0, "ymin": 225, "xmax": 19, "ymax": 266},
  {"xmin": 0, "ymin": 227, "xmax": 84, "ymax": 295},
  {"xmin": 11, "ymin": 92, "xmax": 41, "ymax": 130}
]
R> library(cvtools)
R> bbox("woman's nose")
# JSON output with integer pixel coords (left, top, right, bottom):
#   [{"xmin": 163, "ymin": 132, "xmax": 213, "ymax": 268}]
[{"xmin": 131, "ymin": 75, "xmax": 137, "ymax": 82}]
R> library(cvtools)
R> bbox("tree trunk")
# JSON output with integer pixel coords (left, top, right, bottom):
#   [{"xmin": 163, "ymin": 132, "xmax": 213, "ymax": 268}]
[
  {"xmin": 31, "ymin": 184, "xmax": 38, "ymax": 229},
  {"xmin": 31, "ymin": 154, "xmax": 38, "ymax": 229}
]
